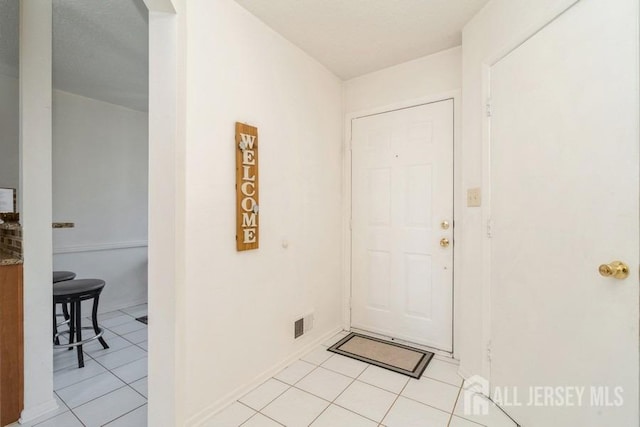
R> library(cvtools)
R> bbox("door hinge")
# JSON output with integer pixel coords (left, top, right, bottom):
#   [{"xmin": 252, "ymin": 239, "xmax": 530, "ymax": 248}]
[
  {"xmin": 486, "ymin": 339, "xmax": 492, "ymax": 362},
  {"xmin": 486, "ymin": 97, "xmax": 492, "ymax": 117},
  {"xmin": 349, "ymin": 218, "xmax": 353, "ymax": 230},
  {"xmin": 487, "ymin": 218, "xmax": 494, "ymax": 238}
]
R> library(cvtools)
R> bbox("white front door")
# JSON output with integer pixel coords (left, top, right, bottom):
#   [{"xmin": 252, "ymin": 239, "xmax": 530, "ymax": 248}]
[
  {"xmin": 489, "ymin": 0, "xmax": 639, "ymax": 425},
  {"xmin": 351, "ymin": 100, "xmax": 454, "ymax": 351}
]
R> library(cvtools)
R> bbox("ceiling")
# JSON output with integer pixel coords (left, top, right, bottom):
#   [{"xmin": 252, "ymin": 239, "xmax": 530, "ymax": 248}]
[
  {"xmin": 0, "ymin": 0, "xmax": 489, "ymax": 111},
  {"xmin": 234, "ymin": 0, "xmax": 489, "ymax": 80},
  {"xmin": 0, "ymin": 0, "xmax": 148, "ymax": 112}
]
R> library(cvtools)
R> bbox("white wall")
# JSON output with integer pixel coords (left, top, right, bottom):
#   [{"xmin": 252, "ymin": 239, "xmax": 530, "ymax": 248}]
[
  {"xmin": 181, "ymin": 0, "xmax": 343, "ymax": 423},
  {"xmin": 0, "ymin": 74, "xmax": 19, "ymax": 191},
  {"xmin": 0, "ymin": 78, "xmax": 149, "ymax": 313},
  {"xmin": 52, "ymin": 90, "xmax": 148, "ymax": 312},
  {"xmin": 458, "ymin": 0, "xmax": 579, "ymax": 379},
  {"xmin": 344, "ymin": 46, "xmax": 461, "ymax": 113}
]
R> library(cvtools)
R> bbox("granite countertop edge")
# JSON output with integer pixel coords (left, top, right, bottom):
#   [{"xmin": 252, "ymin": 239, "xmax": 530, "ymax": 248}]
[{"xmin": 0, "ymin": 251, "xmax": 23, "ymax": 266}]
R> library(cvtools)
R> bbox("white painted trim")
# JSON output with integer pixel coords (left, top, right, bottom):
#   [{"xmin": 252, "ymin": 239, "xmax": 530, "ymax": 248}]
[
  {"xmin": 146, "ymin": 3, "xmax": 184, "ymax": 426},
  {"xmin": 484, "ymin": 0, "xmax": 580, "ymax": 67},
  {"xmin": 480, "ymin": 63, "xmax": 492, "ymax": 382},
  {"xmin": 343, "ymin": 89, "xmax": 462, "ymax": 358},
  {"xmin": 19, "ymin": 397, "xmax": 59, "ymax": 424},
  {"xmin": 478, "ymin": 0, "xmax": 583, "ymax": 385},
  {"xmin": 142, "ymin": 0, "xmax": 176, "ymax": 13},
  {"xmin": 346, "ymin": 90, "xmax": 461, "ymax": 121},
  {"xmin": 19, "ymin": 0, "xmax": 54, "ymax": 417},
  {"xmin": 186, "ymin": 326, "xmax": 344, "ymax": 427},
  {"xmin": 53, "ymin": 240, "xmax": 148, "ymax": 254}
]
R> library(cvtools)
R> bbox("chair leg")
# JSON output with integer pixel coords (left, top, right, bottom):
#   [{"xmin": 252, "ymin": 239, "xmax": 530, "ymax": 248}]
[
  {"xmin": 68, "ymin": 302, "xmax": 76, "ymax": 350},
  {"xmin": 53, "ymin": 302, "xmax": 60, "ymax": 345},
  {"xmin": 62, "ymin": 302, "xmax": 70, "ymax": 321},
  {"xmin": 75, "ymin": 300, "xmax": 84, "ymax": 368},
  {"xmin": 92, "ymin": 295, "xmax": 109, "ymax": 349}
]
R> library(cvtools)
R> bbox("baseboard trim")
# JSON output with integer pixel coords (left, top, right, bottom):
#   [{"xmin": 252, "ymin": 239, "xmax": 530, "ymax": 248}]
[
  {"xmin": 457, "ymin": 367, "xmax": 472, "ymax": 383},
  {"xmin": 19, "ymin": 398, "xmax": 59, "ymax": 424},
  {"xmin": 186, "ymin": 326, "xmax": 344, "ymax": 427}
]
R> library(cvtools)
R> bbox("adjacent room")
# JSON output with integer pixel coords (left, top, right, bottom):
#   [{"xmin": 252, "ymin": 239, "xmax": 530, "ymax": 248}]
[
  {"xmin": 0, "ymin": 0, "xmax": 149, "ymax": 425},
  {"xmin": 2, "ymin": 0, "xmax": 638, "ymax": 426}
]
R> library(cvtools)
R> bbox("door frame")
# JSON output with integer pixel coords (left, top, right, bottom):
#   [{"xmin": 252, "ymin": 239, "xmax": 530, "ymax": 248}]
[{"xmin": 343, "ymin": 90, "xmax": 461, "ymax": 357}]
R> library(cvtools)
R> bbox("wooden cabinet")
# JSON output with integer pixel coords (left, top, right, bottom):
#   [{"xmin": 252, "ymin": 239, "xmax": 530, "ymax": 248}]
[{"xmin": 0, "ymin": 264, "xmax": 23, "ymax": 426}]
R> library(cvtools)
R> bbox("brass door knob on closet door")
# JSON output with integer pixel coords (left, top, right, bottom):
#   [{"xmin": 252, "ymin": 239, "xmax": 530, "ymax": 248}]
[
  {"xmin": 440, "ymin": 238, "xmax": 450, "ymax": 248},
  {"xmin": 598, "ymin": 261, "xmax": 629, "ymax": 279}
]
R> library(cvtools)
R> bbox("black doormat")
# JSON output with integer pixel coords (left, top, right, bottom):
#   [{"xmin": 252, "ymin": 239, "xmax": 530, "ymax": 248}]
[
  {"xmin": 135, "ymin": 315, "xmax": 148, "ymax": 325},
  {"xmin": 327, "ymin": 332, "xmax": 433, "ymax": 379}
]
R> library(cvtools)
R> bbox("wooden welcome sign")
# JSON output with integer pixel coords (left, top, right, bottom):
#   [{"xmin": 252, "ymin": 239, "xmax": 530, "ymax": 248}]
[{"xmin": 235, "ymin": 122, "xmax": 259, "ymax": 251}]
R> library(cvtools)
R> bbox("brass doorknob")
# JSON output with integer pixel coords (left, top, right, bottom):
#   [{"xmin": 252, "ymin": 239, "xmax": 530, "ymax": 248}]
[
  {"xmin": 598, "ymin": 261, "xmax": 629, "ymax": 279},
  {"xmin": 440, "ymin": 238, "xmax": 450, "ymax": 248}
]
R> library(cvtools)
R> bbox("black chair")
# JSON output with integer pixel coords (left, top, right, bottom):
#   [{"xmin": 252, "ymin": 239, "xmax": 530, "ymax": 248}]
[
  {"xmin": 53, "ymin": 279, "xmax": 109, "ymax": 368},
  {"xmin": 53, "ymin": 271, "xmax": 76, "ymax": 283},
  {"xmin": 53, "ymin": 271, "xmax": 76, "ymax": 345}
]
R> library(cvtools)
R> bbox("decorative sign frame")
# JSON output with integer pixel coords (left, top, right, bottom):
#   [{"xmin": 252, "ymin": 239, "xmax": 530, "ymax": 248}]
[{"xmin": 235, "ymin": 122, "xmax": 259, "ymax": 251}]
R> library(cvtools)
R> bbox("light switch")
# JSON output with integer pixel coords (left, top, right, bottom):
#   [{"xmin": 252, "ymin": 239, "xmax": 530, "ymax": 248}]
[{"xmin": 467, "ymin": 188, "xmax": 481, "ymax": 207}]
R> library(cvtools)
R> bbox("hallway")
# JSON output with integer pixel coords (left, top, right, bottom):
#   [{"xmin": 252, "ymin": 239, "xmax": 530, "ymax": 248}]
[{"xmin": 209, "ymin": 332, "xmax": 515, "ymax": 427}]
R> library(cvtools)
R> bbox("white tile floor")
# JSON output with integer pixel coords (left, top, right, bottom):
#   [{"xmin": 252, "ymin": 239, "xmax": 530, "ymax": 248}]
[
  {"xmin": 208, "ymin": 332, "xmax": 519, "ymax": 427},
  {"xmin": 19, "ymin": 304, "xmax": 148, "ymax": 427},
  {"xmin": 17, "ymin": 317, "xmax": 517, "ymax": 427}
]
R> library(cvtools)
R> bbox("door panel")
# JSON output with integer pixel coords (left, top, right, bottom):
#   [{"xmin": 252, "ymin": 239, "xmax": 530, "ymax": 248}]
[
  {"xmin": 351, "ymin": 100, "xmax": 454, "ymax": 350},
  {"xmin": 489, "ymin": 0, "xmax": 639, "ymax": 425}
]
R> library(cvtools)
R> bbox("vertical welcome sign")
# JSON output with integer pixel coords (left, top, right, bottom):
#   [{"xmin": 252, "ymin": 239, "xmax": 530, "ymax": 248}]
[{"xmin": 235, "ymin": 122, "xmax": 259, "ymax": 251}]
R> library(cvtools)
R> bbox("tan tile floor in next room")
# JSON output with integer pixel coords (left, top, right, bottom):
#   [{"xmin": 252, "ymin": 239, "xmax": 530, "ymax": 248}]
[
  {"xmin": 13, "ymin": 304, "xmax": 149, "ymax": 427},
  {"xmin": 208, "ymin": 332, "xmax": 518, "ymax": 427}
]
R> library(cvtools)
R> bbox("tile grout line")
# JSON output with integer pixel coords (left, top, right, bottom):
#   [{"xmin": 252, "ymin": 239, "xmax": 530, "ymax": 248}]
[
  {"xmin": 379, "ymin": 374, "xmax": 412, "ymax": 425},
  {"xmin": 300, "ymin": 356, "xmax": 382, "ymax": 425},
  {"xmin": 55, "ymin": 366, "xmax": 123, "ymax": 398},
  {"xmin": 127, "ymin": 376, "xmax": 149, "ymax": 400},
  {"xmin": 239, "ymin": 377, "xmax": 291, "ymax": 413},
  {"xmin": 447, "ymin": 383, "xmax": 464, "ymax": 427},
  {"xmin": 237, "ymin": 401, "xmax": 285, "ymax": 426},
  {"xmin": 98, "ymin": 402, "xmax": 147, "ymax": 427},
  {"xmin": 287, "ymin": 349, "xmax": 461, "ymax": 425},
  {"xmin": 318, "ymin": 359, "xmax": 406, "ymax": 397},
  {"xmin": 73, "ymin": 312, "xmax": 148, "ymax": 425},
  {"xmin": 90, "ymin": 345, "xmax": 147, "ymax": 371},
  {"xmin": 69, "ymin": 407, "xmax": 88, "ymax": 427},
  {"xmin": 53, "ymin": 306, "xmax": 148, "ymax": 426},
  {"xmin": 31, "ymin": 392, "xmax": 72, "ymax": 426},
  {"xmin": 281, "ymin": 360, "xmax": 331, "ymax": 424},
  {"xmin": 66, "ymin": 384, "xmax": 130, "ymax": 414},
  {"xmin": 252, "ymin": 349, "xmax": 364, "ymax": 425},
  {"xmin": 53, "ymin": 360, "xmax": 109, "ymax": 391},
  {"xmin": 326, "ymin": 361, "xmax": 398, "ymax": 425},
  {"xmin": 398, "ymin": 393, "xmax": 459, "ymax": 418},
  {"xmin": 265, "ymin": 344, "xmax": 433, "ymax": 425}
]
